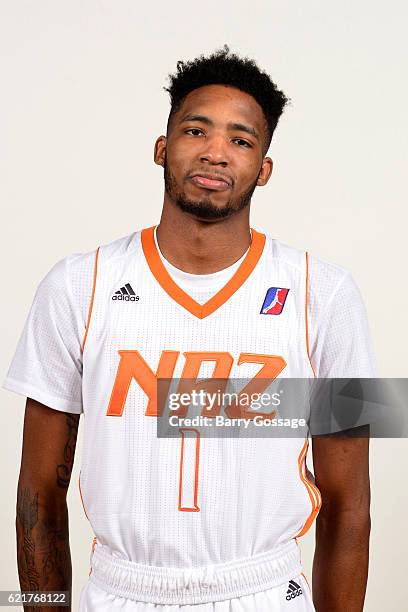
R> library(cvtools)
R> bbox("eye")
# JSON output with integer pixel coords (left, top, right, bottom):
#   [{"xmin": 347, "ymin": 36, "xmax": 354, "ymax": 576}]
[
  {"xmin": 185, "ymin": 128, "xmax": 204, "ymax": 136},
  {"xmin": 233, "ymin": 138, "xmax": 251, "ymax": 148}
]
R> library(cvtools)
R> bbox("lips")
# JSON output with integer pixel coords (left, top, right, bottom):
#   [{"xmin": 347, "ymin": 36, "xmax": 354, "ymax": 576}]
[{"xmin": 188, "ymin": 173, "xmax": 232, "ymax": 191}]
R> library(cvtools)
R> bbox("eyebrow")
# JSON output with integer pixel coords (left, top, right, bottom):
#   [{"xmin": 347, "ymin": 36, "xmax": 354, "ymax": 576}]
[{"xmin": 180, "ymin": 113, "xmax": 260, "ymax": 141}]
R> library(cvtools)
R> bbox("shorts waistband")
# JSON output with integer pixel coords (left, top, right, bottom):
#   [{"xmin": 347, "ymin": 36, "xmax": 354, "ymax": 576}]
[{"xmin": 89, "ymin": 539, "xmax": 302, "ymax": 605}]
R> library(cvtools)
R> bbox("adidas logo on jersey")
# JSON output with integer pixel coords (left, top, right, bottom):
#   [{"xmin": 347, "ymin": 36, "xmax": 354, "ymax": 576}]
[
  {"xmin": 112, "ymin": 283, "xmax": 139, "ymax": 301},
  {"xmin": 286, "ymin": 579, "xmax": 303, "ymax": 601}
]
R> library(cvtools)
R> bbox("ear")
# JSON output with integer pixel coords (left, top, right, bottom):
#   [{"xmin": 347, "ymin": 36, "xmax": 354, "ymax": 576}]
[
  {"xmin": 154, "ymin": 135, "xmax": 167, "ymax": 167},
  {"xmin": 256, "ymin": 157, "xmax": 273, "ymax": 186}
]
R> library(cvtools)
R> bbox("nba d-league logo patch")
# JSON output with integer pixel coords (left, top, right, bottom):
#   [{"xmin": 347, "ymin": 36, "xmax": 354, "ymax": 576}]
[{"xmin": 260, "ymin": 287, "xmax": 289, "ymax": 315}]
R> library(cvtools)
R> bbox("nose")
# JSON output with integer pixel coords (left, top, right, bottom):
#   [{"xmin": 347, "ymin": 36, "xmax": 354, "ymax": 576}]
[{"xmin": 199, "ymin": 134, "xmax": 229, "ymax": 166}]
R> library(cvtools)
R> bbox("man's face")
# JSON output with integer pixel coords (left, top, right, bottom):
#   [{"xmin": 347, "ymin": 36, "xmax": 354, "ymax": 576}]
[{"xmin": 155, "ymin": 84, "xmax": 273, "ymax": 221}]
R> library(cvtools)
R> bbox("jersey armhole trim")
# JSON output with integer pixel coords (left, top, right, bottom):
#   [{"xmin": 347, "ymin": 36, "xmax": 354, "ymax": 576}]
[
  {"xmin": 305, "ymin": 252, "xmax": 317, "ymax": 378},
  {"xmin": 81, "ymin": 247, "xmax": 100, "ymax": 353},
  {"xmin": 295, "ymin": 439, "xmax": 322, "ymax": 538}
]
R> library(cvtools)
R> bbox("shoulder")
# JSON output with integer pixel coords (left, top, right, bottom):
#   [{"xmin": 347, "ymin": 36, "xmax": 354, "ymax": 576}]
[
  {"xmin": 262, "ymin": 233, "xmax": 306, "ymax": 271},
  {"xmin": 37, "ymin": 230, "xmax": 139, "ymax": 325},
  {"xmin": 306, "ymin": 252, "xmax": 354, "ymax": 310},
  {"xmin": 262, "ymin": 232, "xmax": 363, "ymax": 318},
  {"xmin": 66, "ymin": 230, "xmax": 139, "ymax": 276},
  {"xmin": 96, "ymin": 230, "xmax": 141, "ymax": 268},
  {"xmin": 264, "ymin": 232, "xmax": 353, "ymax": 298}
]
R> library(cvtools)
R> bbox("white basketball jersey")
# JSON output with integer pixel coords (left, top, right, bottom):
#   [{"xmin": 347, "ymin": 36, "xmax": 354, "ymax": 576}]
[{"xmin": 3, "ymin": 225, "xmax": 377, "ymax": 571}]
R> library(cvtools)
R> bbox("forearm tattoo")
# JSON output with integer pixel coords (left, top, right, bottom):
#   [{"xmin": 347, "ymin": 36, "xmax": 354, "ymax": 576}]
[
  {"xmin": 56, "ymin": 414, "xmax": 80, "ymax": 489},
  {"xmin": 16, "ymin": 413, "xmax": 80, "ymax": 609},
  {"xmin": 40, "ymin": 512, "xmax": 71, "ymax": 587},
  {"xmin": 16, "ymin": 487, "xmax": 40, "ymax": 591},
  {"xmin": 17, "ymin": 487, "xmax": 72, "ymax": 610}
]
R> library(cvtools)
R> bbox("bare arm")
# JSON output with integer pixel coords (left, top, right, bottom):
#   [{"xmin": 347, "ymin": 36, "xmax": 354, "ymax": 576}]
[
  {"xmin": 311, "ymin": 427, "xmax": 370, "ymax": 612},
  {"xmin": 16, "ymin": 398, "xmax": 80, "ymax": 612}
]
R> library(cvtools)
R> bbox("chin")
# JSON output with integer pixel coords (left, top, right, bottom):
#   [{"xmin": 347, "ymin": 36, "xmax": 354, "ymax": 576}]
[{"xmin": 176, "ymin": 199, "xmax": 234, "ymax": 221}]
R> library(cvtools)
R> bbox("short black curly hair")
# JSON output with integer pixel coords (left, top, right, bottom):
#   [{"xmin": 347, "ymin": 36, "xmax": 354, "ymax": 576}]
[{"xmin": 163, "ymin": 44, "xmax": 290, "ymax": 154}]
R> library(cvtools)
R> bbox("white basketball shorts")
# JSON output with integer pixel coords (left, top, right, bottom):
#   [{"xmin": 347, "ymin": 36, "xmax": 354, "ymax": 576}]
[{"xmin": 78, "ymin": 541, "xmax": 315, "ymax": 611}]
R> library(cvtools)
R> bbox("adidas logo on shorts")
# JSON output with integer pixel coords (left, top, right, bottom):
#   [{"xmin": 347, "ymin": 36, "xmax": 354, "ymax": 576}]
[
  {"xmin": 112, "ymin": 283, "xmax": 139, "ymax": 301},
  {"xmin": 286, "ymin": 579, "xmax": 303, "ymax": 601}
]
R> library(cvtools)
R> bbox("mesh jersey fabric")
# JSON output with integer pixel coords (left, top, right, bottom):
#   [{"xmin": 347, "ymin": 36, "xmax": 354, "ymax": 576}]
[
  {"xmin": 2, "ymin": 225, "xmax": 377, "ymax": 416},
  {"xmin": 155, "ymin": 226, "xmax": 378, "ymax": 379},
  {"xmin": 3, "ymin": 249, "xmax": 95, "ymax": 413},
  {"xmin": 3, "ymin": 227, "xmax": 377, "ymax": 574}
]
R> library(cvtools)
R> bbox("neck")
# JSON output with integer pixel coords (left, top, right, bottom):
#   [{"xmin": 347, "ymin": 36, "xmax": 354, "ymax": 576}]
[{"xmin": 156, "ymin": 200, "xmax": 252, "ymax": 274}]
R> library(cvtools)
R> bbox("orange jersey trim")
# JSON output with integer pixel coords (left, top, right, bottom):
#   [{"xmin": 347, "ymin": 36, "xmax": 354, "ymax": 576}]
[
  {"xmin": 301, "ymin": 571, "xmax": 312, "ymax": 593},
  {"xmin": 295, "ymin": 439, "xmax": 322, "ymax": 538},
  {"xmin": 81, "ymin": 246, "xmax": 100, "ymax": 353},
  {"xmin": 141, "ymin": 226, "xmax": 266, "ymax": 319},
  {"xmin": 305, "ymin": 252, "xmax": 316, "ymax": 377},
  {"xmin": 78, "ymin": 471, "xmax": 89, "ymax": 521},
  {"xmin": 88, "ymin": 536, "xmax": 97, "ymax": 576},
  {"xmin": 79, "ymin": 473, "xmax": 97, "ymax": 576}
]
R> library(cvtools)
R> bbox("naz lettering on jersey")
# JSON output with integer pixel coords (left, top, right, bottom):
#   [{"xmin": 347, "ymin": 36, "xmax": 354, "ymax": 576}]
[
  {"xmin": 106, "ymin": 350, "xmax": 286, "ymax": 512},
  {"xmin": 106, "ymin": 350, "xmax": 286, "ymax": 418}
]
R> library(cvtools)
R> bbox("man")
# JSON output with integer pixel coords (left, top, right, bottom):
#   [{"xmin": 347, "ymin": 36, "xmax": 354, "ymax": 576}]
[{"xmin": 3, "ymin": 45, "xmax": 376, "ymax": 611}]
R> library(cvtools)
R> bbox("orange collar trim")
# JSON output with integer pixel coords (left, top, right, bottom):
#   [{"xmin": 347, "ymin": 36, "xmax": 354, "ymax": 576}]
[{"xmin": 141, "ymin": 226, "xmax": 266, "ymax": 319}]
